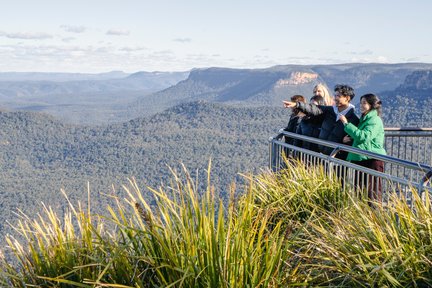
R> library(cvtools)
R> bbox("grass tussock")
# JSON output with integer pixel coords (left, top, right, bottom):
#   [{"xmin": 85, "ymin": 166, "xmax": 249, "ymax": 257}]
[
  {"xmin": 0, "ymin": 160, "xmax": 432, "ymax": 287},
  {"xmin": 246, "ymin": 159, "xmax": 348, "ymax": 226},
  {"xmin": 297, "ymin": 191, "xmax": 432, "ymax": 287}
]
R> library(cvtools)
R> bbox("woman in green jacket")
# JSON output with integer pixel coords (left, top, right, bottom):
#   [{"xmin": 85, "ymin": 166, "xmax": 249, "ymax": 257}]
[{"xmin": 339, "ymin": 93, "xmax": 386, "ymax": 204}]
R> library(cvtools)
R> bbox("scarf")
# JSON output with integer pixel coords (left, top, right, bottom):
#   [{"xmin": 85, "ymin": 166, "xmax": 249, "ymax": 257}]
[{"xmin": 333, "ymin": 103, "xmax": 355, "ymax": 122}]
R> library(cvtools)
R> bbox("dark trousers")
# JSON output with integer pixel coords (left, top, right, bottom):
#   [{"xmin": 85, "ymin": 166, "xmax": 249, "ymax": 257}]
[{"xmin": 351, "ymin": 159, "xmax": 384, "ymax": 203}]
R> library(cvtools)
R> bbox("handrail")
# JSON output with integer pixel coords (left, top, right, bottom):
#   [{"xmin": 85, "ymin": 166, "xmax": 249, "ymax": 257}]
[
  {"xmin": 275, "ymin": 130, "xmax": 432, "ymax": 173},
  {"xmin": 384, "ymin": 127, "xmax": 432, "ymax": 137},
  {"xmin": 385, "ymin": 127, "xmax": 432, "ymax": 132}
]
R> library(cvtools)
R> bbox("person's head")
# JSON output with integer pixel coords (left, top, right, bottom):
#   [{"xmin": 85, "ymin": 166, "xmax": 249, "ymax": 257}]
[
  {"xmin": 313, "ymin": 83, "xmax": 333, "ymax": 105},
  {"xmin": 310, "ymin": 95, "xmax": 324, "ymax": 105},
  {"xmin": 360, "ymin": 93, "xmax": 382, "ymax": 116},
  {"xmin": 334, "ymin": 84, "xmax": 355, "ymax": 108},
  {"xmin": 290, "ymin": 94, "xmax": 305, "ymax": 115}
]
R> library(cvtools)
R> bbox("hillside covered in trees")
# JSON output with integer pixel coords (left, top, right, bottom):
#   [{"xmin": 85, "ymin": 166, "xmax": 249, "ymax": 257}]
[
  {"xmin": 0, "ymin": 102, "xmax": 288, "ymax": 238},
  {"xmin": 380, "ymin": 70, "xmax": 432, "ymax": 126}
]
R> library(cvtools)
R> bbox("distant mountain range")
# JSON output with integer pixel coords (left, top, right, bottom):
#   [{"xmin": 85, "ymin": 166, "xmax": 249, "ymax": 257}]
[
  {"xmin": 2, "ymin": 63, "xmax": 432, "ymax": 125},
  {"xmin": 127, "ymin": 63, "xmax": 432, "ymax": 122},
  {"xmin": 0, "ymin": 71, "xmax": 189, "ymax": 124}
]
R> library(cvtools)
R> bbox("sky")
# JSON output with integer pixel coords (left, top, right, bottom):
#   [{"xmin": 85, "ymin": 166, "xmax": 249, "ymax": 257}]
[{"xmin": 1, "ymin": 0, "xmax": 431, "ymax": 73}]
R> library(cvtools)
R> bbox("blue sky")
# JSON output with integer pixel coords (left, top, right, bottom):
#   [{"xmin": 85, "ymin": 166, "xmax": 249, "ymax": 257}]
[{"xmin": 1, "ymin": 0, "xmax": 431, "ymax": 73}]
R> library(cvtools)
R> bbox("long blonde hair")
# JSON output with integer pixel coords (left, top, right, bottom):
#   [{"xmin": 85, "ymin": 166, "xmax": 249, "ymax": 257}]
[{"xmin": 313, "ymin": 83, "xmax": 333, "ymax": 105}]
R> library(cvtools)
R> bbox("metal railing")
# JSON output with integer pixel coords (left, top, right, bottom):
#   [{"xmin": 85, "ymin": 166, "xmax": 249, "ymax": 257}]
[
  {"xmin": 269, "ymin": 129, "xmax": 432, "ymax": 207},
  {"xmin": 384, "ymin": 128, "xmax": 432, "ymax": 166}
]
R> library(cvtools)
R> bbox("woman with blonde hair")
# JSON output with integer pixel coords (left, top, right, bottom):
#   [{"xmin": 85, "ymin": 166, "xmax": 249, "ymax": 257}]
[{"xmin": 313, "ymin": 83, "xmax": 334, "ymax": 105}]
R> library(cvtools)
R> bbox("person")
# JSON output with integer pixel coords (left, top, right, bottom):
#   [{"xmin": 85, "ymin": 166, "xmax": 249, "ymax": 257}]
[
  {"xmin": 339, "ymin": 93, "xmax": 386, "ymax": 203},
  {"xmin": 313, "ymin": 83, "xmax": 334, "ymax": 105},
  {"xmin": 283, "ymin": 94, "xmax": 306, "ymax": 145},
  {"xmin": 283, "ymin": 84, "xmax": 360, "ymax": 160},
  {"xmin": 294, "ymin": 95, "xmax": 325, "ymax": 152}
]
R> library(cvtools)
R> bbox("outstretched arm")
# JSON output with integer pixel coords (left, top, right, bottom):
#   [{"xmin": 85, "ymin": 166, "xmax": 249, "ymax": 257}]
[
  {"xmin": 283, "ymin": 101, "xmax": 296, "ymax": 108},
  {"xmin": 283, "ymin": 101, "xmax": 324, "ymax": 116}
]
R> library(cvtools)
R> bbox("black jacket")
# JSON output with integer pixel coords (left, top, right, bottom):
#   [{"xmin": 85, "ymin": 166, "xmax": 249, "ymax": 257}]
[
  {"xmin": 296, "ymin": 102, "xmax": 360, "ymax": 159},
  {"xmin": 283, "ymin": 114, "xmax": 302, "ymax": 145},
  {"xmin": 294, "ymin": 115, "xmax": 322, "ymax": 152}
]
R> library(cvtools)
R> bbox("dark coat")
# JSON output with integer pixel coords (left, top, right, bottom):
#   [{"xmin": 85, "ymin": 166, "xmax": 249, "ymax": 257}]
[
  {"xmin": 297, "ymin": 102, "xmax": 360, "ymax": 159},
  {"xmin": 283, "ymin": 114, "xmax": 302, "ymax": 145},
  {"xmin": 294, "ymin": 115, "xmax": 322, "ymax": 152}
]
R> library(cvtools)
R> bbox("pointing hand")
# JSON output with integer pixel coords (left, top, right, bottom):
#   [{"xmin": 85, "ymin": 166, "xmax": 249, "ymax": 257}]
[{"xmin": 283, "ymin": 101, "xmax": 296, "ymax": 108}]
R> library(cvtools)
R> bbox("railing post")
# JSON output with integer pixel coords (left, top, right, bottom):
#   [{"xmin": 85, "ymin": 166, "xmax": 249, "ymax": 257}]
[
  {"xmin": 269, "ymin": 135, "xmax": 281, "ymax": 172},
  {"xmin": 329, "ymin": 147, "xmax": 341, "ymax": 158},
  {"xmin": 269, "ymin": 136, "xmax": 276, "ymax": 172},
  {"xmin": 327, "ymin": 147, "xmax": 342, "ymax": 180}
]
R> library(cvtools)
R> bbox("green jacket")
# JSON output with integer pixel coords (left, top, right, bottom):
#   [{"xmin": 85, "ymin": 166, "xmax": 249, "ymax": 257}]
[{"xmin": 344, "ymin": 109, "xmax": 386, "ymax": 161}]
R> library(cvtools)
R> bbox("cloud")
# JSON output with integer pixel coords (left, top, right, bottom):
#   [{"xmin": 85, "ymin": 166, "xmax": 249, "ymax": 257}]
[
  {"xmin": 4, "ymin": 42, "xmax": 400, "ymax": 73},
  {"xmin": 106, "ymin": 29, "xmax": 130, "ymax": 36},
  {"xmin": 1, "ymin": 43, "xmax": 108, "ymax": 58},
  {"xmin": 405, "ymin": 57, "xmax": 422, "ymax": 62},
  {"xmin": 349, "ymin": 56, "xmax": 389, "ymax": 63},
  {"xmin": 0, "ymin": 31, "xmax": 53, "ymax": 40},
  {"xmin": 283, "ymin": 56, "xmax": 314, "ymax": 64},
  {"xmin": 62, "ymin": 37, "xmax": 76, "ymax": 43},
  {"xmin": 173, "ymin": 38, "xmax": 191, "ymax": 43},
  {"xmin": 60, "ymin": 25, "xmax": 86, "ymax": 33},
  {"xmin": 0, "ymin": 43, "xmax": 163, "ymax": 72},
  {"xmin": 376, "ymin": 56, "xmax": 388, "ymax": 63},
  {"xmin": 315, "ymin": 56, "xmax": 346, "ymax": 64},
  {"xmin": 150, "ymin": 50, "xmax": 175, "ymax": 59},
  {"xmin": 119, "ymin": 46, "xmax": 148, "ymax": 52},
  {"xmin": 350, "ymin": 50, "xmax": 374, "ymax": 55}
]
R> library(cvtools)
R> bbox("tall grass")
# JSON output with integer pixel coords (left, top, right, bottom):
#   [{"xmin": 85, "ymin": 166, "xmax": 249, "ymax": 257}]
[
  {"xmin": 247, "ymin": 159, "xmax": 348, "ymax": 226},
  {"xmin": 296, "ymin": 190, "xmax": 432, "ymax": 287},
  {"xmin": 0, "ymin": 190, "xmax": 121, "ymax": 287},
  {"xmin": 0, "ymin": 162, "xmax": 291, "ymax": 287},
  {"xmin": 1, "ymin": 160, "xmax": 432, "ymax": 287},
  {"xmin": 108, "ymin": 164, "xmax": 288, "ymax": 287}
]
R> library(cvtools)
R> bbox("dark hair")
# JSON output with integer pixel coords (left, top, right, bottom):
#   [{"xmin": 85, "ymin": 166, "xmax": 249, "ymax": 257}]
[
  {"xmin": 290, "ymin": 94, "xmax": 305, "ymax": 115},
  {"xmin": 334, "ymin": 84, "xmax": 355, "ymax": 101},
  {"xmin": 360, "ymin": 93, "xmax": 382, "ymax": 116},
  {"xmin": 310, "ymin": 95, "xmax": 324, "ymax": 105},
  {"xmin": 290, "ymin": 94, "xmax": 305, "ymax": 102}
]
